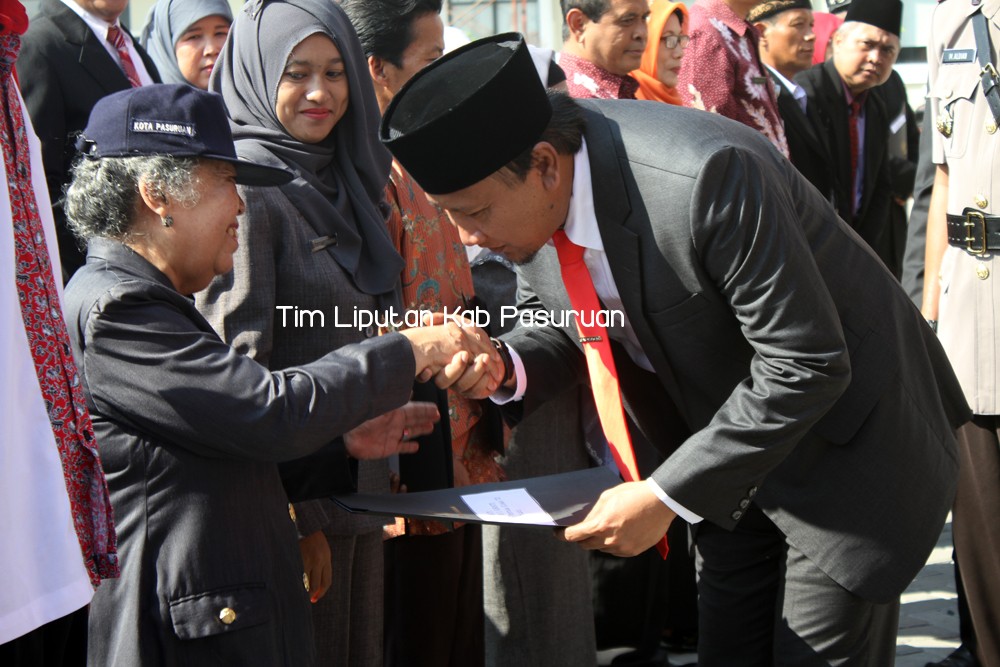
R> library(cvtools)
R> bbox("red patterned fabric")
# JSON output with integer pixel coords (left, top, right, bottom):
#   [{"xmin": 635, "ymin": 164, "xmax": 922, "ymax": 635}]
[
  {"xmin": 677, "ymin": 0, "xmax": 789, "ymax": 157},
  {"xmin": 107, "ymin": 25, "xmax": 141, "ymax": 88},
  {"xmin": 560, "ymin": 52, "xmax": 639, "ymax": 100},
  {"xmin": 385, "ymin": 161, "xmax": 505, "ymax": 536},
  {"xmin": 1, "ymin": 29, "xmax": 118, "ymax": 586}
]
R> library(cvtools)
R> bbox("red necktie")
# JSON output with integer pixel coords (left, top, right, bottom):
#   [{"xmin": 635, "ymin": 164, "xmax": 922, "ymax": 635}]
[
  {"xmin": 847, "ymin": 97, "xmax": 863, "ymax": 218},
  {"xmin": 553, "ymin": 230, "xmax": 668, "ymax": 558},
  {"xmin": 1, "ymin": 31, "xmax": 118, "ymax": 585},
  {"xmin": 107, "ymin": 25, "xmax": 141, "ymax": 88}
]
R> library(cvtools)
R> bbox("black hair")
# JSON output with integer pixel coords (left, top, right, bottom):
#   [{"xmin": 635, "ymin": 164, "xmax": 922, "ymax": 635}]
[
  {"xmin": 498, "ymin": 91, "xmax": 586, "ymax": 184},
  {"xmin": 560, "ymin": 0, "xmax": 611, "ymax": 22},
  {"xmin": 341, "ymin": 0, "xmax": 443, "ymax": 67},
  {"xmin": 561, "ymin": 0, "xmax": 611, "ymax": 39}
]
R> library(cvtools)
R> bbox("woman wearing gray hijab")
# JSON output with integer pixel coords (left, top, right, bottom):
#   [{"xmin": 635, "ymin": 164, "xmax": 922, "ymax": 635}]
[
  {"xmin": 197, "ymin": 1, "xmax": 488, "ymax": 664},
  {"xmin": 140, "ymin": 0, "xmax": 233, "ymax": 89}
]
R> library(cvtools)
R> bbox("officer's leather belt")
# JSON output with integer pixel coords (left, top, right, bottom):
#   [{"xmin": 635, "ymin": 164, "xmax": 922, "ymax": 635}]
[{"xmin": 947, "ymin": 208, "xmax": 1000, "ymax": 254}]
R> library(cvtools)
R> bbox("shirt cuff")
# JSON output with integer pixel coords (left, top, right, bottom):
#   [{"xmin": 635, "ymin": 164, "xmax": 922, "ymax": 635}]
[
  {"xmin": 645, "ymin": 478, "xmax": 703, "ymax": 524},
  {"xmin": 490, "ymin": 344, "xmax": 527, "ymax": 404}
]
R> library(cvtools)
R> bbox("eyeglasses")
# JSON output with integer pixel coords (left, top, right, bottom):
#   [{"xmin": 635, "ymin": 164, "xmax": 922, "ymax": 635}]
[{"xmin": 661, "ymin": 34, "xmax": 689, "ymax": 50}]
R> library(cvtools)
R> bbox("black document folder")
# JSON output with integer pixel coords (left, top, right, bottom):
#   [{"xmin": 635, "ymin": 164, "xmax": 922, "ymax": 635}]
[{"xmin": 331, "ymin": 466, "xmax": 621, "ymax": 526}]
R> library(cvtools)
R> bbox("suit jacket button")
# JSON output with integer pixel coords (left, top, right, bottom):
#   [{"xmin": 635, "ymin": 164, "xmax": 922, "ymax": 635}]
[
  {"xmin": 219, "ymin": 607, "xmax": 236, "ymax": 625},
  {"xmin": 739, "ymin": 498, "xmax": 750, "ymax": 509},
  {"xmin": 977, "ymin": 263, "xmax": 990, "ymax": 280},
  {"xmin": 975, "ymin": 195, "xmax": 989, "ymax": 209},
  {"xmin": 748, "ymin": 486, "xmax": 758, "ymax": 496},
  {"xmin": 303, "ymin": 572, "xmax": 310, "ymax": 591},
  {"xmin": 731, "ymin": 510, "xmax": 743, "ymax": 521}
]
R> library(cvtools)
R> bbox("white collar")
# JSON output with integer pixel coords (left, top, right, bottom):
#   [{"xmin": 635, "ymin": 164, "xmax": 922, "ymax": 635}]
[
  {"xmin": 60, "ymin": 0, "xmax": 121, "ymax": 40},
  {"xmin": 767, "ymin": 65, "xmax": 805, "ymax": 102},
  {"xmin": 559, "ymin": 138, "xmax": 604, "ymax": 252}
]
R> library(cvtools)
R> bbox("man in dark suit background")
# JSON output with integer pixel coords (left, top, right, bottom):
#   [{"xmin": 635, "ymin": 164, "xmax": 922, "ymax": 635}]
[
  {"xmin": 750, "ymin": 0, "xmax": 836, "ymax": 206},
  {"xmin": 382, "ymin": 33, "xmax": 970, "ymax": 664},
  {"xmin": 796, "ymin": 0, "xmax": 901, "ymax": 276},
  {"xmin": 19, "ymin": 0, "xmax": 160, "ymax": 280}
]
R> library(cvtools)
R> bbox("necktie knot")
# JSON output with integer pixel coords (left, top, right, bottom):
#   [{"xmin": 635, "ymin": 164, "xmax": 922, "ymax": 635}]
[
  {"xmin": 106, "ymin": 24, "xmax": 123, "ymax": 48},
  {"xmin": 106, "ymin": 24, "xmax": 141, "ymax": 88},
  {"xmin": 553, "ymin": 229, "xmax": 586, "ymax": 265}
]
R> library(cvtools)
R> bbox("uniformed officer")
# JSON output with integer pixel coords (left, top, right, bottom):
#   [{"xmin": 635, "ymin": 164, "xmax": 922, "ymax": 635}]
[{"xmin": 923, "ymin": 1, "xmax": 1000, "ymax": 665}]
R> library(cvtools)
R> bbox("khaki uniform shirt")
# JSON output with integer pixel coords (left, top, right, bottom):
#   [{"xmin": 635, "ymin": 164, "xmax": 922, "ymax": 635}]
[{"xmin": 929, "ymin": 0, "xmax": 1000, "ymax": 414}]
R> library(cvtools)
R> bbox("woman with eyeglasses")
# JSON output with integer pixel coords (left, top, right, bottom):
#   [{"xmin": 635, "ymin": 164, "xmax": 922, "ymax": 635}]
[{"xmin": 631, "ymin": 1, "xmax": 689, "ymax": 105}]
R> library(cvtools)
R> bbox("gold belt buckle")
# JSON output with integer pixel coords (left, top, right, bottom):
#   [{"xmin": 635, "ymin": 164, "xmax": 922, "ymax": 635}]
[
  {"xmin": 984, "ymin": 62, "xmax": 1000, "ymax": 85},
  {"xmin": 965, "ymin": 210, "xmax": 988, "ymax": 255}
]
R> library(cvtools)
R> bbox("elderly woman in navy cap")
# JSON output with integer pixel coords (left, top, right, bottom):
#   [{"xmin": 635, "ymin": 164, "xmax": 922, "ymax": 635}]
[{"xmin": 61, "ymin": 84, "xmax": 493, "ymax": 666}]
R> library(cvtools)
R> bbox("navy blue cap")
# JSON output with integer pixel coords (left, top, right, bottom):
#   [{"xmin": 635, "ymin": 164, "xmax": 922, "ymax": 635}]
[{"xmin": 76, "ymin": 84, "xmax": 292, "ymax": 186}]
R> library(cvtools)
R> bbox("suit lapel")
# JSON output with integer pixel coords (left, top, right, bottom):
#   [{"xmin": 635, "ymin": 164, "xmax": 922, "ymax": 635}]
[
  {"xmin": 582, "ymin": 110, "xmax": 686, "ymax": 414},
  {"xmin": 776, "ymin": 81, "xmax": 825, "ymax": 158},
  {"xmin": 47, "ymin": 0, "xmax": 133, "ymax": 93}
]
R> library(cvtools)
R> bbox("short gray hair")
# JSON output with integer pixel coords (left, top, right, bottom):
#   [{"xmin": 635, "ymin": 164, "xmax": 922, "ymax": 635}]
[{"xmin": 65, "ymin": 155, "xmax": 202, "ymax": 242}]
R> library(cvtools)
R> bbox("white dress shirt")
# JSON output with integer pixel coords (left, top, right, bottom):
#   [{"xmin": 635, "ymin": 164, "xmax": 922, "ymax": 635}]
[
  {"xmin": 766, "ymin": 65, "xmax": 807, "ymax": 113},
  {"xmin": 498, "ymin": 140, "xmax": 702, "ymax": 524},
  {"xmin": 60, "ymin": 0, "xmax": 156, "ymax": 86}
]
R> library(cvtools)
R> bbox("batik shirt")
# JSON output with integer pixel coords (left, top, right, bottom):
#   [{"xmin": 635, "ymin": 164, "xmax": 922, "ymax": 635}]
[
  {"xmin": 385, "ymin": 160, "xmax": 505, "ymax": 536},
  {"xmin": 559, "ymin": 52, "xmax": 639, "ymax": 100},
  {"xmin": 677, "ymin": 0, "xmax": 789, "ymax": 157}
]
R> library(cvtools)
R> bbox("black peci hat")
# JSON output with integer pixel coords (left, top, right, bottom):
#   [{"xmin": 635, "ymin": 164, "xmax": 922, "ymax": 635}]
[
  {"xmin": 76, "ymin": 84, "xmax": 292, "ymax": 186},
  {"xmin": 380, "ymin": 33, "xmax": 552, "ymax": 195},
  {"xmin": 844, "ymin": 0, "xmax": 902, "ymax": 37}
]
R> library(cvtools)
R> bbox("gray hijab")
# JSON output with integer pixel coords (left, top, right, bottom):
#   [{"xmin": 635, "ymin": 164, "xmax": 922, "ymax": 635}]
[
  {"xmin": 139, "ymin": 0, "xmax": 233, "ymax": 85},
  {"xmin": 211, "ymin": 0, "xmax": 402, "ymax": 298}
]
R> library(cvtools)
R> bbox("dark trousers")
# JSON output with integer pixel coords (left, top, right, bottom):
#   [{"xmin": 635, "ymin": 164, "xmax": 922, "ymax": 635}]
[
  {"xmin": 0, "ymin": 606, "xmax": 87, "ymax": 667},
  {"xmin": 384, "ymin": 525, "xmax": 484, "ymax": 667},
  {"xmin": 952, "ymin": 416, "xmax": 1000, "ymax": 667},
  {"xmin": 695, "ymin": 505, "xmax": 898, "ymax": 666}
]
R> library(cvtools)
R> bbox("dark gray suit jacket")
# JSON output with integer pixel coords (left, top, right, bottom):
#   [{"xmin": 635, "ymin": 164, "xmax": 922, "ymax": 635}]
[
  {"xmin": 505, "ymin": 101, "xmax": 970, "ymax": 603},
  {"xmin": 64, "ymin": 239, "xmax": 415, "ymax": 665},
  {"xmin": 770, "ymin": 69, "xmax": 835, "ymax": 207},
  {"xmin": 797, "ymin": 61, "xmax": 896, "ymax": 276},
  {"xmin": 20, "ymin": 0, "xmax": 161, "ymax": 278}
]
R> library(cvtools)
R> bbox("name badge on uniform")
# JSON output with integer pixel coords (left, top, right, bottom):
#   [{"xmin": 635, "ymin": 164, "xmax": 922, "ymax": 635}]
[{"xmin": 942, "ymin": 48, "xmax": 976, "ymax": 64}]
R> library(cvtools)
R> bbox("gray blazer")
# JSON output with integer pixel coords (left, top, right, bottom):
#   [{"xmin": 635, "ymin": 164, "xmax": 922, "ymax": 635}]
[
  {"xmin": 64, "ymin": 239, "xmax": 414, "ymax": 665},
  {"xmin": 198, "ymin": 186, "xmax": 393, "ymax": 537},
  {"xmin": 505, "ymin": 101, "xmax": 971, "ymax": 603}
]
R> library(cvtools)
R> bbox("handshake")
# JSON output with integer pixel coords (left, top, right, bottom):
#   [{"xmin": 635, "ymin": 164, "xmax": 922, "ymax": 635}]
[{"xmin": 398, "ymin": 312, "xmax": 512, "ymax": 399}]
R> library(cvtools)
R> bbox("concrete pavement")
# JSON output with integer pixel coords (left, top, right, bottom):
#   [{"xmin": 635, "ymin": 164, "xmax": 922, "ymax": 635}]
[{"xmin": 599, "ymin": 517, "xmax": 962, "ymax": 666}]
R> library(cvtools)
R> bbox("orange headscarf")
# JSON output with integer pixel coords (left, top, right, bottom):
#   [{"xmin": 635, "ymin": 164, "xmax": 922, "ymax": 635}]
[{"xmin": 632, "ymin": 0, "xmax": 688, "ymax": 105}]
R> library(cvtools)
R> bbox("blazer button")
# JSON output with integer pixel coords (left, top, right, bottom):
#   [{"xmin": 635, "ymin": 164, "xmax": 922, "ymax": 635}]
[
  {"xmin": 731, "ymin": 510, "xmax": 743, "ymax": 521},
  {"xmin": 977, "ymin": 263, "xmax": 990, "ymax": 280},
  {"xmin": 303, "ymin": 572, "xmax": 310, "ymax": 591},
  {"xmin": 739, "ymin": 498, "xmax": 750, "ymax": 509},
  {"xmin": 975, "ymin": 195, "xmax": 989, "ymax": 209},
  {"xmin": 748, "ymin": 486, "xmax": 758, "ymax": 497},
  {"xmin": 219, "ymin": 607, "xmax": 236, "ymax": 625}
]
